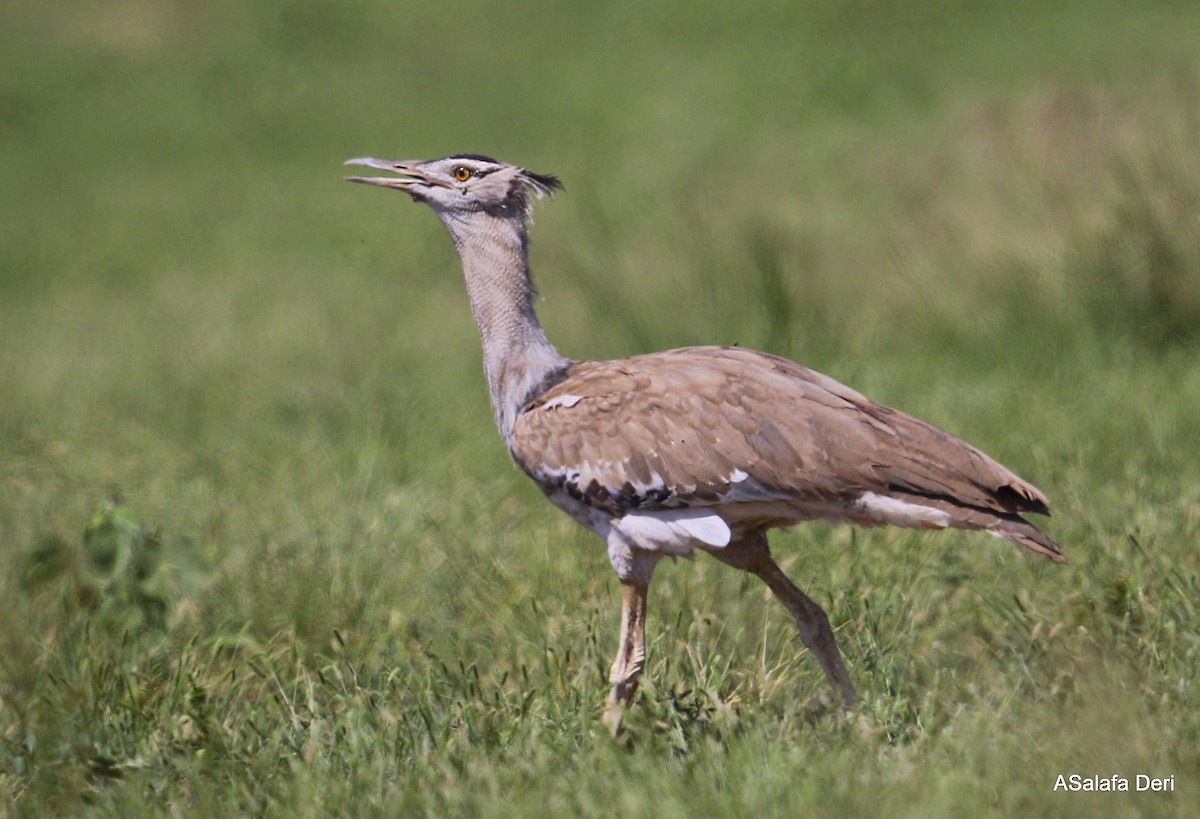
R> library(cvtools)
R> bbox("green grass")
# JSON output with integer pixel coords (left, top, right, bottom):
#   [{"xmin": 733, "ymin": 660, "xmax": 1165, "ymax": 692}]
[{"xmin": 3, "ymin": 0, "xmax": 1200, "ymax": 815}]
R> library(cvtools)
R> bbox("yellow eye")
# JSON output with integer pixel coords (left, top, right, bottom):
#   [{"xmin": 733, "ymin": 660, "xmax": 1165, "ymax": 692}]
[{"xmin": 453, "ymin": 166, "xmax": 472, "ymax": 182}]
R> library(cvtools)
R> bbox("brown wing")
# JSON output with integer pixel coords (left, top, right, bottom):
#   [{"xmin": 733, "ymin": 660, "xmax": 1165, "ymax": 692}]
[{"xmin": 509, "ymin": 346, "xmax": 1064, "ymax": 560}]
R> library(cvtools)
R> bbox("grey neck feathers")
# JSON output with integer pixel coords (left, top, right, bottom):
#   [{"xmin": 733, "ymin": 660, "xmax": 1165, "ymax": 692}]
[{"xmin": 434, "ymin": 206, "xmax": 570, "ymax": 442}]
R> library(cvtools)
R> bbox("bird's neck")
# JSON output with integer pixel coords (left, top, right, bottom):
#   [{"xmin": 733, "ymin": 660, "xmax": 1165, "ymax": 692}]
[{"xmin": 439, "ymin": 209, "xmax": 570, "ymax": 441}]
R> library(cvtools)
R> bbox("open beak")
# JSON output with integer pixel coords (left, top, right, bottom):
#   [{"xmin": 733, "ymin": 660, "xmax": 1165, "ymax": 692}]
[{"xmin": 344, "ymin": 158, "xmax": 436, "ymax": 191}]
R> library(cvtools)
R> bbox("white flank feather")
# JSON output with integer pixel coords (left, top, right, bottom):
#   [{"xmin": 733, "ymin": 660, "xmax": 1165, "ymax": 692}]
[
  {"xmin": 613, "ymin": 508, "xmax": 732, "ymax": 554},
  {"xmin": 856, "ymin": 491, "xmax": 952, "ymax": 529}
]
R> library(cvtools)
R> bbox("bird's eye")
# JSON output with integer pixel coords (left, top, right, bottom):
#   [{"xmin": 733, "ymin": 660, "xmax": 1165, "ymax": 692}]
[{"xmin": 453, "ymin": 166, "xmax": 472, "ymax": 182}]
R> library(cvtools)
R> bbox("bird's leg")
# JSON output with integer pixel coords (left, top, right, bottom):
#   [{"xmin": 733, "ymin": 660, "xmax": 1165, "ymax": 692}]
[
  {"xmin": 757, "ymin": 559, "xmax": 858, "ymax": 708},
  {"xmin": 711, "ymin": 534, "xmax": 858, "ymax": 708},
  {"xmin": 603, "ymin": 580, "xmax": 649, "ymax": 736}
]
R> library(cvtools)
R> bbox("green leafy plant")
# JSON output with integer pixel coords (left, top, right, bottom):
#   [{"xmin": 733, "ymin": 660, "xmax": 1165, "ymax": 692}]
[{"xmin": 21, "ymin": 502, "xmax": 173, "ymax": 630}]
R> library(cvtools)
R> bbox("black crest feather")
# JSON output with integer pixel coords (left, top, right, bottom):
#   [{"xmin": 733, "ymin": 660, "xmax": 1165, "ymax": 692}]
[
  {"xmin": 449, "ymin": 152, "xmax": 500, "ymax": 163},
  {"xmin": 525, "ymin": 169, "xmax": 563, "ymax": 194}
]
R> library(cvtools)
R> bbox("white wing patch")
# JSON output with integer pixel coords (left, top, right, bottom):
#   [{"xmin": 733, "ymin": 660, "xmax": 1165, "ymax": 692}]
[
  {"xmin": 540, "ymin": 393, "xmax": 585, "ymax": 410},
  {"xmin": 855, "ymin": 491, "xmax": 951, "ymax": 529},
  {"xmin": 613, "ymin": 508, "xmax": 732, "ymax": 555}
]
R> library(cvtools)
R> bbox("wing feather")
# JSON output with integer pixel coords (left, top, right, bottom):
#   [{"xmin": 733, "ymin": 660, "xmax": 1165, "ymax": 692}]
[{"xmin": 509, "ymin": 346, "xmax": 1055, "ymax": 542}]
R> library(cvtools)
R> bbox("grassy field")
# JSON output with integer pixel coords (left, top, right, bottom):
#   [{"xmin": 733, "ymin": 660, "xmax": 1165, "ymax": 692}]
[{"xmin": 3, "ymin": 0, "xmax": 1200, "ymax": 815}]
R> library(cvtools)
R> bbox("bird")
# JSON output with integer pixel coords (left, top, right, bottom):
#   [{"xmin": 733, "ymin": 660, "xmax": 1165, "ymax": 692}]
[{"xmin": 344, "ymin": 153, "xmax": 1067, "ymax": 734}]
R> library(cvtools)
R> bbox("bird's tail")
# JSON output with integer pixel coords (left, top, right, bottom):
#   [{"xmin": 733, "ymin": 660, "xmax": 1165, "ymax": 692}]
[
  {"xmin": 984, "ymin": 515, "xmax": 1069, "ymax": 563},
  {"xmin": 891, "ymin": 491, "xmax": 1069, "ymax": 564},
  {"xmin": 984, "ymin": 516, "xmax": 1070, "ymax": 562}
]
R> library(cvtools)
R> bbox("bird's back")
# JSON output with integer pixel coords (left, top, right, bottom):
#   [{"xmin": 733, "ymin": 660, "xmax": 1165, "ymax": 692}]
[{"xmin": 510, "ymin": 345, "xmax": 1065, "ymax": 561}]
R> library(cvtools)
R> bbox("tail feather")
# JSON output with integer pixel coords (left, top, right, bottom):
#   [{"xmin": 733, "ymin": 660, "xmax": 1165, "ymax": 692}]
[
  {"xmin": 986, "ymin": 516, "xmax": 1069, "ymax": 564},
  {"xmin": 891, "ymin": 491, "xmax": 1069, "ymax": 564}
]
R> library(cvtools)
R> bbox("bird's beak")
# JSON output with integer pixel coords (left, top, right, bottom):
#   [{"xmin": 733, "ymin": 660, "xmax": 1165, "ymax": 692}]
[{"xmin": 344, "ymin": 158, "xmax": 436, "ymax": 190}]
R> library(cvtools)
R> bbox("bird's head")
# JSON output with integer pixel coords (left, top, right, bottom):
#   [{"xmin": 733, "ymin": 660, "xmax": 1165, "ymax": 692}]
[{"xmin": 345, "ymin": 154, "xmax": 562, "ymax": 220}]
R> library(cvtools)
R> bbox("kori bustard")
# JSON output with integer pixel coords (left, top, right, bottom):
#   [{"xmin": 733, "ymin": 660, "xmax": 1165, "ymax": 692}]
[{"xmin": 345, "ymin": 153, "xmax": 1067, "ymax": 734}]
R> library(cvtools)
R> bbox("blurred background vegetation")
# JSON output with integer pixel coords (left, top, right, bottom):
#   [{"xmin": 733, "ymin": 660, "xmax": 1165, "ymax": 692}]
[{"xmin": 2, "ymin": 0, "xmax": 1199, "ymax": 815}]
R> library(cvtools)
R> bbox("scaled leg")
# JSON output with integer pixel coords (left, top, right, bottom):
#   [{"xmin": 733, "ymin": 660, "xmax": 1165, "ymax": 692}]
[
  {"xmin": 710, "ymin": 533, "xmax": 857, "ymax": 707},
  {"xmin": 603, "ymin": 580, "xmax": 650, "ymax": 735}
]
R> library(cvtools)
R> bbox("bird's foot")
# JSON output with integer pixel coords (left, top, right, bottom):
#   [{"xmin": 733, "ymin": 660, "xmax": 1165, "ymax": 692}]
[{"xmin": 603, "ymin": 669, "xmax": 641, "ymax": 737}]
